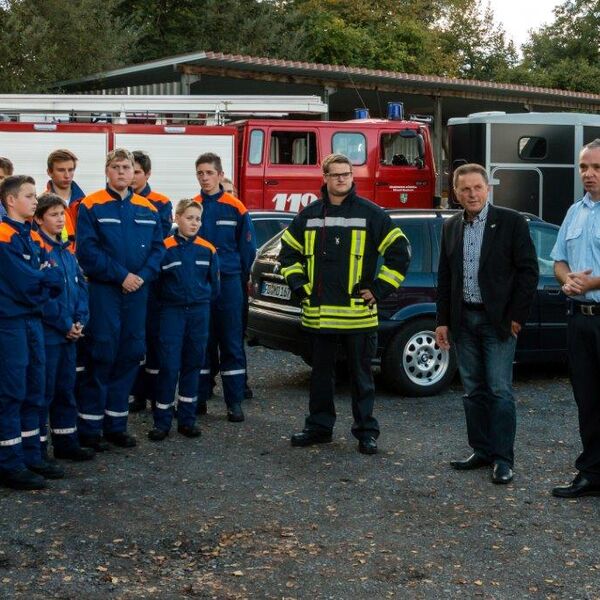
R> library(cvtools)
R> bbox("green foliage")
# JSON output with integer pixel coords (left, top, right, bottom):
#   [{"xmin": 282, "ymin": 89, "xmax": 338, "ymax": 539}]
[
  {"xmin": 518, "ymin": 0, "xmax": 600, "ymax": 93},
  {"xmin": 0, "ymin": 0, "xmax": 133, "ymax": 92},
  {"xmin": 1, "ymin": 0, "xmax": 600, "ymax": 94}
]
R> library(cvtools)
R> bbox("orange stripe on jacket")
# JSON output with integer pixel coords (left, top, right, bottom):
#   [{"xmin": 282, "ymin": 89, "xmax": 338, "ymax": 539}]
[
  {"xmin": 194, "ymin": 237, "xmax": 216, "ymax": 253},
  {"xmin": 0, "ymin": 223, "xmax": 16, "ymax": 244},
  {"xmin": 163, "ymin": 236, "xmax": 178, "ymax": 249},
  {"xmin": 81, "ymin": 190, "xmax": 114, "ymax": 209}
]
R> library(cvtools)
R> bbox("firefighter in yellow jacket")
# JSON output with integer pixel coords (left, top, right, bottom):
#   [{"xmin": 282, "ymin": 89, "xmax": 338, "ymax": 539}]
[{"xmin": 279, "ymin": 153, "xmax": 410, "ymax": 455}]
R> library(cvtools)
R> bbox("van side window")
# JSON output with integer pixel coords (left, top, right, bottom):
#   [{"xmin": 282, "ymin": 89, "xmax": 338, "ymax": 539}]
[
  {"xmin": 269, "ymin": 131, "xmax": 317, "ymax": 165},
  {"xmin": 518, "ymin": 136, "xmax": 547, "ymax": 160},
  {"xmin": 248, "ymin": 130, "xmax": 264, "ymax": 165},
  {"xmin": 381, "ymin": 133, "xmax": 422, "ymax": 167},
  {"xmin": 332, "ymin": 133, "xmax": 366, "ymax": 165}
]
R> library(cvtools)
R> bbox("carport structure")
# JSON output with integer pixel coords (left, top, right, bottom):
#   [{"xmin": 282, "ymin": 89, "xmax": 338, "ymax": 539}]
[{"xmin": 55, "ymin": 50, "xmax": 600, "ymax": 196}]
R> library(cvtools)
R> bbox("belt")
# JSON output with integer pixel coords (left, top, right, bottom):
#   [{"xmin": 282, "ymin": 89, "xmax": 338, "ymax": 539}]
[
  {"xmin": 463, "ymin": 302, "xmax": 485, "ymax": 311},
  {"xmin": 571, "ymin": 301, "xmax": 600, "ymax": 316}
]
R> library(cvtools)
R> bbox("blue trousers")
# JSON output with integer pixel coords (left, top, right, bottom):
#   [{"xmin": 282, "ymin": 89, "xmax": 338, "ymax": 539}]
[
  {"xmin": 198, "ymin": 275, "xmax": 245, "ymax": 408},
  {"xmin": 43, "ymin": 342, "xmax": 79, "ymax": 451},
  {"xmin": 153, "ymin": 304, "xmax": 209, "ymax": 431},
  {"xmin": 454, "ymin": 307, "xmax": 517, "ymax": 467},
  {"xmin": 77, "ymin": 282, "xmax": 148, "ymax": 436},
  {"xmin": 131, "ymin": 285, "xmax": 160, "ymax": 406},
  {"xmin": 0, "ymin": 318, "xmax": 45, "ymax": 473}
]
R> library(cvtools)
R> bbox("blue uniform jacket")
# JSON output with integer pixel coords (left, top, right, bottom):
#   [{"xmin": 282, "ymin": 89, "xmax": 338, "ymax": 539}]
[
  {"xmin": 193, "ymin": 189, "xmax": 256, "ymax": 278},
  {"xmin": 0, "ymin": 217, "xmax": 64, "ymax": 319},
  {"xmin": 139, "ymin": 184, "xmax": 173, "ymax": 239},
  {"xmin": 39, "ymin": 230, "xmax": 89, "ymax": 344},
  {"xmin": 76, "ymin": 187, "xmax": 165, "ymax": 285},
  {"xmin": 157, "ymin": 233, "xmax": 220, "ymax": 306}
]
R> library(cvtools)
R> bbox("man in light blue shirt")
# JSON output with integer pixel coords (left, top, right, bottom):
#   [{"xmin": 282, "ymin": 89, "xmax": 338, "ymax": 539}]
[{"xmin": 551, "ymin": 138, "xmax": 600, "ymax": 498}]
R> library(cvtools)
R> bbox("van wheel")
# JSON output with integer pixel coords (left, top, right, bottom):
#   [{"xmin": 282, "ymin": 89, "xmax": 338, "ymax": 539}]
[{"xmin": 382, "ymin": 319, "xmax": 456, "ymax": 397}]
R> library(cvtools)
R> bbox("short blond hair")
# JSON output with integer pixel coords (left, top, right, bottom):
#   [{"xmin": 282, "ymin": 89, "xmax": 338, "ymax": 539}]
[
  {"xmin": 106, "ymin": 148, "xmax": 134, "ymax": 168},
  {"xmin": 322, "ymin": 153, "xmax": 352, "ymax": 175},
  {"xmin": 175, "ymin": 198, "xmax": 203, "ymax": 217}
]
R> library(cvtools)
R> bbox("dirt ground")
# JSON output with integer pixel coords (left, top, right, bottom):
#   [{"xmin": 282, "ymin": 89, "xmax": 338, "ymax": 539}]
[{"xmin": 1, "ymin": 347, "xmax": 599, "ymax": 599}]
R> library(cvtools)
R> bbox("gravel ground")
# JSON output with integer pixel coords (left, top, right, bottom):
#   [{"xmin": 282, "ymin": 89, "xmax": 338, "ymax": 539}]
[{"xmin": 1, "ymin": 346, "xmax": 599, "ymax": 600}]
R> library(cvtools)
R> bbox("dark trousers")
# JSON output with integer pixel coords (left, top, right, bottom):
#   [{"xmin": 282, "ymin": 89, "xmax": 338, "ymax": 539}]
[
  {"xmin": 305, "ymin": 331, "xmax": 379, "ymax": 440},
  {"xmin": 454, "ymin": 308, "xmax": 517, "ymax": 467},
  {"xmin": 567, "ymin": 311, "xmax": 600, "ymax": 482}
]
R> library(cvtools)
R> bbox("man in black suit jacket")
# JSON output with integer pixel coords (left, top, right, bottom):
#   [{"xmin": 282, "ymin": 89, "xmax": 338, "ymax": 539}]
[{"xmin": 435, "ymin": 163, "xmax": 538, "ymax": 484}]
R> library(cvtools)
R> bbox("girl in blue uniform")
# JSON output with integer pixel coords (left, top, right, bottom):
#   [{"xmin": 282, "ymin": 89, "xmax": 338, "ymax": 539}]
[{"xmin": 148, "ymin": 199, "xmax": 219, "ymax": 441}]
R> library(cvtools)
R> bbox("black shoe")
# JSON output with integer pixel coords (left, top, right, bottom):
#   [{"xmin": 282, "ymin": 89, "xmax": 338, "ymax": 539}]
[
  {"xmin": 552, "ymin": 474, "xmax": 600, "ymax": 498},
  {"xmin": 104, "ymin": 431, "xmax": 137, "ymax": 448},
  {"xmin": 450, "ymin": 454, "xmax": 491, "ymax": 470},
  {"xmin": 227, "ymin": 405, "xmax": 245, "ymax": 423},
  {"xmin": 358, "ymin": 437, "xmax": 378, "ymax": 455},
  {"xmin": 290, "ymin": 430, "xmax": 333, "ymax": 447},
  {"xmin": 79, "ymin": 435, "xmax": 110, "ymax": 452},
  {"xmin": 492, "ymin": 462, "xmax": 514, "ymax": 484},
  {"xmin": 177, "ymin": 425, "xmax": 201, "ymax": 438},
  {"xmin": 0, "ymin": 468, "xmax": 47, "ymax": 490},
  {"xmin": 147, "ymin": 429, "xmax": 169, "ymax": 442},
  {"xmin": 128, "ymin": 396, "xmax": 147, "ymax": 413},
  {"xmin": 54, "ymin": 446, "xmax": 95, "ymax": 461},
  {"xmin": 244, "ymin": 385, "xmax": 254, "ymax": 400},
  {"xmin": 28, "ymin": 460, "xmax": 65, "ymax": 480},
  {"xmin": 197, "ymin": 401, "xmax": 207, "ymax": 416}
]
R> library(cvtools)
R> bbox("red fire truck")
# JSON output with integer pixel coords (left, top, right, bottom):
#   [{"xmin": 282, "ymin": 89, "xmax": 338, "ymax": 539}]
[{"xmin": 0, "ymin": 95, "xmax": 437, "ymax": 211}]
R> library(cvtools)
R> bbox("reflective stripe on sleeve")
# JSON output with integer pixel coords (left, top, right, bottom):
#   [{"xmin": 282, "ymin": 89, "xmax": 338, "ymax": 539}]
[
  {"xmin": 221, "ymin": 369, "xmax": 246, "ymax": 376},
  {"xmin": 76, "ymin": 366, "xmax": 85, "ymax": 373},
  {"xmin": 377, "ymin": 265, "xmax": 405, "ymax": 288},
  {"xmin": 281, "ymin": 229, "xmax": 303, "ymax": 253},
  {"xmin": 200, "ymin": 369, "xmax": 211, "ymax": 375},
  {"xmin": 145, "ymin": 368, "xmax": 159, "ymax": 375},
  {"xmin": 378, "ymin": 227, "xmax": 405, "ymax": 255}
]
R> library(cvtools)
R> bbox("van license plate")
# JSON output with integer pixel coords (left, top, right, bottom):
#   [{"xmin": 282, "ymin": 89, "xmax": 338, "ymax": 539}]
[{"xmin": 261, "ymin": 281, "xmax": 292, "ymax": 300}]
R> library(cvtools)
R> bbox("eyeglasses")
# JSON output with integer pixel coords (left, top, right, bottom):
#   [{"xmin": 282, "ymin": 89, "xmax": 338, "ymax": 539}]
[{"xmin": 326, "ymin": 172, "xmax": 352, "ymax": 180}]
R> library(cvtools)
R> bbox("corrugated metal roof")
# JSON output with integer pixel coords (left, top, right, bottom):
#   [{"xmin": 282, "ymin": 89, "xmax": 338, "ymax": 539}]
[{"xmin": 54, "ymin": 50, "xmax": 600, "ymax": 106}]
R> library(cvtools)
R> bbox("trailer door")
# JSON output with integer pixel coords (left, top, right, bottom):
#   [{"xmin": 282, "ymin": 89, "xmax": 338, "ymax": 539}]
[
  {"xmin": 113, "ymin": 125, "xmax": 236, "ymax": 202},
  {"xmin": 0, "ymin": 124, "xmax": 109, "ymax": 194},
  {"xmin": 490, "ymin": 167, "xmax": 541, "ymax": 217}
]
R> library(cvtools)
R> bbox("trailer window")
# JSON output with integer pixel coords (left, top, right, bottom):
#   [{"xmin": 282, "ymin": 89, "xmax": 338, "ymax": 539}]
[
  {"xmin": 332, "ymin": 133, "xmax": 366, "ymax": 165},
  {"xmin": 269, "ymin": 131, "xmax": 317, "ymax": 165},
  {"xmin": 518, "ymin": 136, "xmax": 547, "ymax": 160},
  {"xmin": 248, "ymin": 130, "xmax": 264, "ymax": 164},
  {"xmin": 381, "ymin": 133, "xmax": 423, "ymax": 167}
]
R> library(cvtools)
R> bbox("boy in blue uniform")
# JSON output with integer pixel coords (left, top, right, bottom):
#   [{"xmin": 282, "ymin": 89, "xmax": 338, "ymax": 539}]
[
  {"xmin": 129, "ymin": 150, "xmax": 173, "ymax": 413},
  {"xmin": 193, "ymin": 153, "xmax": 256, "ymax": 422},
  {"xmin": 148, "ymin": 199, "xmax": 219, "ymax": 441},
  {"xmin": 34, "ymin": 193, "xmax": 94, "ymax": 462},
  {"xmin": 76, "ymin": 149, "xmax": 165, "ymax": 450},
  {"xmin": 0, "ymin": 176, "xmax": 64, "ymax": 490}
]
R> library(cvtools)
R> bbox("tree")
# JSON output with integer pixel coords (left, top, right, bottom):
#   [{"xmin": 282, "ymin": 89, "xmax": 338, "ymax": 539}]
[
  {"xmin": 0, "ymin": 0, "xmax": 134, "ymax": 92},
  {"xmin": 516, "ymin": 0, "xmax": 600, "ymax": 93}
]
